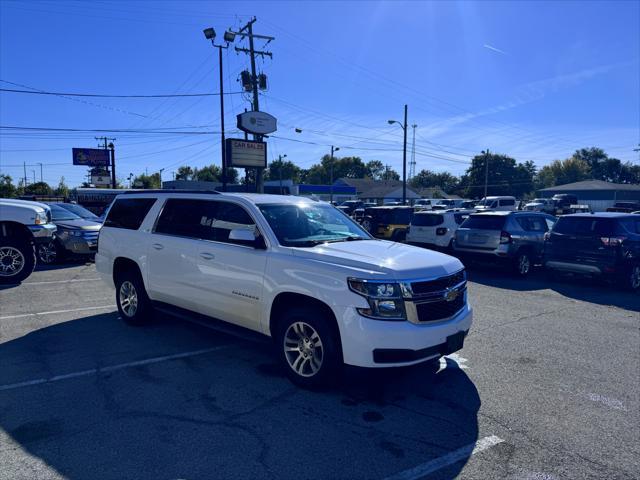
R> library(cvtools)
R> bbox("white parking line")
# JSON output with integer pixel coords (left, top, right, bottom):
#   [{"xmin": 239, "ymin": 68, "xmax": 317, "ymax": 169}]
[
  {"xmin": 0, "ymin": 305, "xmax": 115, "ymax": 320},
  {"xmin": 384, "ymin": 435, "xmax": 504, "ymax": 480},
  {"xmin": 0, "ymin": 345, "xmax": 232, "ymax": 392},
  {"xmin": 22, "ymin": 278, "xmax": 101, "ymax": 286}
]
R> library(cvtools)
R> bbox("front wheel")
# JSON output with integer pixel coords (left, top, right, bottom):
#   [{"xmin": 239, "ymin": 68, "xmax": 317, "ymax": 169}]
[
  {"xmin": 625, "ymin": 265, "xmax": 640, "ymax": 292},
  {"xmin": 37, "ymin": 241, "xmax": 58, "ymax": 265},
  {"xmin": 275, "ymin": 307, "xmax": 342, "ymax": 389},
  {"xmin": 115, "ymin": 269, "xmax": 152, "ymax": 325},
  {"xmin": 0, "ymin": 241, "xmax": 36, "ymax": 284}
]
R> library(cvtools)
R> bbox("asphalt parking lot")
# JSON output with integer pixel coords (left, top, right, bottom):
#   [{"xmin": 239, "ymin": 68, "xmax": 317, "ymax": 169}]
[{"xmin": 0, "ymin": 262, "xmax": 638, "ymax": 480}]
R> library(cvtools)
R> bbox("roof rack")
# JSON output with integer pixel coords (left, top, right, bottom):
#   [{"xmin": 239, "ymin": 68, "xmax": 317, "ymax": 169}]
[{"xmin": 122, "ymin": 189, "xmax": 221, "ymax": 195}]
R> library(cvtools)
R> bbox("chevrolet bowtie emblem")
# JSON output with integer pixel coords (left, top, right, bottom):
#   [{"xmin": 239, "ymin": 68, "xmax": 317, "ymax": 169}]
[{"xmin": 445, "ymin": 289, "xmax": 459, "ymax": 302}]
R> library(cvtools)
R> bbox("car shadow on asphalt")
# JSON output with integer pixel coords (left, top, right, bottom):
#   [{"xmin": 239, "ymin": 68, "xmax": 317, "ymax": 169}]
[
  {"xmin": 467, "ymin": 268, "xmax": 640, "ymax": 312},
  {"xmin": 0, "ymin": 311, "xmax": 480, "ymax": 480}
]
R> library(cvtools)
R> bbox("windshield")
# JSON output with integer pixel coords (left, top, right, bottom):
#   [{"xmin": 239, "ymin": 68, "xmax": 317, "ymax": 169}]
[
  {"xmin": 47, "ymin": 203, "xmax": 82, "ymax": 221},
  {"xmin": 258, "ymin": 203, "xmax": 371, "ymax": 247},
  {"xmin": 56, "ymin": 203, "xmax": 98, "ymax": 219}
]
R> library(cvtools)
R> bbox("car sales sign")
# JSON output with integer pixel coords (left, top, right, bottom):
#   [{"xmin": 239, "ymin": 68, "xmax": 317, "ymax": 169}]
[
  {"xmin": 236, "ymin": 111, "xmax": 277, "ymax": 135},
  {"xmin": 226, "ymin": 138, "xmax": 267, "ymax": 168},
  {"xmin": 72, "ymin": 148, "xmax": 110, "ymax": 167}
]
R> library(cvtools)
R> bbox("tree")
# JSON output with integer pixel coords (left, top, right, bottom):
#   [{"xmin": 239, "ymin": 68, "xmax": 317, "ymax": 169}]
[
  {"xmin": 0, "ymin": 174, "xmax": 17, "ymax": 198},
  {"xmin": 265, "ymin": 159, "xmax": 303, "ymax": 184},
  {"xmin": 459, "ymin": 152, "xmax": 534, "ymax": 199},
  {"xmin": 536, "ymin": 157, "xmax": 590, "ymax": 189},
  {"xmin": 132, "ymin": 173, "xmax": 161, "ymax": 189},
  {"xmin": 366, "ymin": 160, "xmax": 385, "ymax": 180},
  {"xmin": 55, "ymin": 176, "xmax": 69, "ymax": 198},
  {"xmin": 410, "ymin": 170, "xmax": 460, "ymax": 193},
  {"xmin": 304, "ymin": 155, "xmax": 368, "ymax": 184},
  {"xmin": 24, "ymin": 181, "xmax": 53, "ymax": 196},
  {"xmin": 175, "ymin": 166, "xmax": 194, "ymax": 181}
]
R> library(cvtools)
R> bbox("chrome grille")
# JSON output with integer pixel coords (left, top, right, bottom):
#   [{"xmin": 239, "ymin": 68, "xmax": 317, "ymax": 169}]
[{"xmin": 411, "ymin": 269, "xmax": 465, "ymax": 295}]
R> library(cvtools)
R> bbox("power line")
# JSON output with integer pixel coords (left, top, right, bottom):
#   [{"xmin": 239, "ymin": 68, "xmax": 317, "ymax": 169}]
[{"xmin": 0, "ymin": 87, "xmax": 245, "ymax": 98}]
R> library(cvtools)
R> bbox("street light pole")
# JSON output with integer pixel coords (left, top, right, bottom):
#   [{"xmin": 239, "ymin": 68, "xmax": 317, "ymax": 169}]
[
  {"xmin": 387, "ymin": 104, "xmax": 409, "ymax": 204},
  {"xmin": 278, "ymin": 154, "xmax": 287, "ymax": 194},
  {"xmin": 37, "ymin": 163, "xmax": 43, "ymax": 183},
  {"xmin": 330, "ymin": 146, "xmax": 339, "ymax": 204},
  {"xmin": 483, "ymin": 149, "xmax": 490, "ymax": 199}
]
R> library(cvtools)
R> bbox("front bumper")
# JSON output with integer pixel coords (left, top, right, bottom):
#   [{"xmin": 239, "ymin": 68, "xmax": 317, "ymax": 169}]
[
  {"xmin": 337, "ymin": 304, "xmax": 473, "ymax": 368},
  {"xmin": 28, "ymin": 224, "xmax": 57, "ymax": 243}
]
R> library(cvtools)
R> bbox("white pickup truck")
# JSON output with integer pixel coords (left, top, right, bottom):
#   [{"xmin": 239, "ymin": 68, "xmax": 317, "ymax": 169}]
[
  {"xmin": 0, "ymin": 199, "xmax": 57, "ymax": 284},
  {"xmin": 96, "ymin": 191, "xmax": 473, "ymax": 388}
]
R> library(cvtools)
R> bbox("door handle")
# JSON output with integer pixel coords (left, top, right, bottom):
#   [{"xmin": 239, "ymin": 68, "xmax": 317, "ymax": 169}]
[
  {"xmin": 199, "ymin": 252, "xmax": 215, "ymax": 260},
  {"xmin": 152, "ymin": 243, "xmax": 164, "ymax": 250}
]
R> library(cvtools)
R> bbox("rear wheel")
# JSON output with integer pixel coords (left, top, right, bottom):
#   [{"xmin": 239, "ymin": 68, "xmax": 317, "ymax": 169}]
[
  {"xmin": 275, "ymin": 307, "xmax": 342, "ymax": 389},
  {"xmin": 513, "ymin": 251, "xmax": 532, "ymax": 277},
  {"xmin": 0, "ymin": 240, "xmax": 36, "ymax": 284},
  {"xmin": 115, "ymin": 268, "xmax": 152, "ymax": 325}
]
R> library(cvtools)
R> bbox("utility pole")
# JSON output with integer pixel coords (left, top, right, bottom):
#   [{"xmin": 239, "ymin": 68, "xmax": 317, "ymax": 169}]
[
  {"xmin": 483, "ymin": 149, "xmax": 490, "ymax": 199},
  {"xmin": 37, "ymin": 163, "xmax": 43, "ymax": 183},
  {"xmin": 330, "ymin": 146, "xmax": 339, "ymax": 203},
  {"xmin": 402, "ymin": 105, "xmax": 408, "ymax": 204},
  {"xmin": 159, "ymin": 168, "xmax": 165, "ymax": 186},
  {"xmin": 23, "ymin": 161, "xmax": 27, "ymax": 186},
  {"xmin": 31, "ymin": 170, "xmax": 36, "ymax": 185},
  {"xmin": 410, "ymin": 124, "xmax": 417, "ymax": 180},
  {"xmin": 96, "ymin": 136, "xmax": 116, "ymax": 188},
  {"xmin": 278, "ymin": 154, "xmax": 287, "ymax": 194},
  {"xmin": 234, "ymin": 17, "xmax": 274, "ymax": 193}
]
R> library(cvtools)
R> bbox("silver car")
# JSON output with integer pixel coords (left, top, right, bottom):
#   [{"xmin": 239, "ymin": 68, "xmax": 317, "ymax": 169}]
[{"xmin": 453, "ymin": 211, "xmax": 557, "ymax": 276}]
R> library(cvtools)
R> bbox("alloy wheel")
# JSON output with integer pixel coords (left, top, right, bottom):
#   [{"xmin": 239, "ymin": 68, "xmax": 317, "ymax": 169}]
[
  {"xmin": 283, "ymin": 321, "xmax": 324, "ymax": 377},
  {"xmin": 519, "ymin": 254, "xmax": 530, "ymax": 275},
  {"xmin": 38, "ymin": 242, "xmax": 57, "ymax": 264},
  {"xmin": 0, "ymin": 246, "xmax": 25, "ymax": 277},
  {"xmin": 119, "ymin": 280, "xmax": 138, "ymax": 317},
  {"xmin": 631, "ymin": 266, "xmax": 640, "ymax": 290}
]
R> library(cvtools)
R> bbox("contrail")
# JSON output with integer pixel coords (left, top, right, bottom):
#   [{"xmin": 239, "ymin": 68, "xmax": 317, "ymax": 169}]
[{"xmin": 484, "ymin": 44, "xmax": 508, "ymax": 55}]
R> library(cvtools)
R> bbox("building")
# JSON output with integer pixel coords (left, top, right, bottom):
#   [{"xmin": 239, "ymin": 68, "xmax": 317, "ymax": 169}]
[
  {"xmin": 538, "ymin": 180, "xmax": 640, "ymax": 211},
  {"xmin": 334, "ymin": 178, "xmax": 421, "ymax": 204}
]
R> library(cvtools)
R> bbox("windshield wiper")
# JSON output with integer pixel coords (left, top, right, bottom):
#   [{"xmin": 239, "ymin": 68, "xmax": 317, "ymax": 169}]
[{"xmin": 285, "ymin": 240, "xmax": 327, "ymax": 247}]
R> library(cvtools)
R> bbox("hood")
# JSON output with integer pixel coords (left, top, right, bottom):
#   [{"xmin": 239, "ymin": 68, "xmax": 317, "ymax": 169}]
[
  {"xmin": 0, "ymin": 198, "xmax": 50, "ymax": 212},
  {"xmin": 55, "ymin": 219, "xmax": 102, "ymax": 230},
  {"xmin": 291, "ymin": 240, "xmax": 463, "ymax": 280}
]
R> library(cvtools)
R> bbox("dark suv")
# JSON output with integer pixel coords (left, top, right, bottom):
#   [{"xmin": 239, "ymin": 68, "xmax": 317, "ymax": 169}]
[
  {"xmin": 543, "ymin": 213, "xmax": 640, "ymax": 291},
  {"xmin": 453, "ymin": 211, "xmax": 557, "ymax": 276}
]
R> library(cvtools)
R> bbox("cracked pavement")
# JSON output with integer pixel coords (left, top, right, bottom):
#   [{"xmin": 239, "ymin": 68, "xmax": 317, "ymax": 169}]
[{"xmin": 0, "ymin": 263, "xmax": 638, "ymax": 479}]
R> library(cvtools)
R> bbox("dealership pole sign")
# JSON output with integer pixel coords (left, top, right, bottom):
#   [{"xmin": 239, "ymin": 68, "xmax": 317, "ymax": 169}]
[
  {"xmin": 236, "ymin": 111, "xmax": 277, "ymax": 135},
  {"xmin": 225, "ymin": 138, "xmax": 267, "ymax": 168},
  {"xmin": 72, "ymin": 148, "xmax": 110, "ymax": 167}
]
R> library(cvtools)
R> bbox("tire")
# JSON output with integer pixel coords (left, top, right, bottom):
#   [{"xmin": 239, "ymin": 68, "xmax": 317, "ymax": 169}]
[
  {"xmin": 37, "ymin": 241, "xmax": 58, "ymax": 265},
  {"xmin": 115, "ymin": 268, "xmax": 153, "ymax": 325},
  {"xmin": 0, "ymin": 239, "xmax": 36, "ymax": 285},
  {"xmin": 513, "ymin": 251, "xmax": 532, "ymax": 277},
  {"xmin": 624, "ymin": 264, "xmax": 640, "ymax": 292},
  {"xmin": 275, "ymin": 306, "xmax": 342, "ymax": 389}
]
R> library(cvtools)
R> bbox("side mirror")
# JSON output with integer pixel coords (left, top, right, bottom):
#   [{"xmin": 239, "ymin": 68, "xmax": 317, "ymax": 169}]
[{"xmin": 228, "ymin": 228, "xmax": 266, "ymax": 249}]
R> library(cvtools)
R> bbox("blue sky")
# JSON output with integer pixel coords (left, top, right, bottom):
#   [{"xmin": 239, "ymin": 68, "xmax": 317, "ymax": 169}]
[{"xmin": 1, "ymin": 0, "xmax": 638, "ymax": 187}]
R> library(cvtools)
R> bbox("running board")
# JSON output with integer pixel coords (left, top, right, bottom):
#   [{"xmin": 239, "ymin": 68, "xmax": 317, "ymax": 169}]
[{"xmin": 151, "ymin": 301, "xmax": 268, "ymax": 344}]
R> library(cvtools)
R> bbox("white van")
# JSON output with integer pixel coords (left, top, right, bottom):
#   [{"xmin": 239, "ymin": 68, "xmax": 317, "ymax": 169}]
[{"xmin": 474, "ymin": 196, "xmax": 517, "ymax": 212}]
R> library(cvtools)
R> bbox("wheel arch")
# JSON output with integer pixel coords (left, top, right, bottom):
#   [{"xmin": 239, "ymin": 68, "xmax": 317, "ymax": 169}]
[
  {"xmin": 112, "ymin": 256, "xmax": 143, "ymax": 284},
  {"xmin": 269, "ymin": 292, "xmax": 342, "ymax": 345},
  {"xmin": 0, "ymin": 221, "xmax": 34, "ymax": 244}
]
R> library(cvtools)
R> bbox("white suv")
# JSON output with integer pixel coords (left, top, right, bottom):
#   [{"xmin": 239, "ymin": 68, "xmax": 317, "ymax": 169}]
[
  {"xmin": 407, "ymin": 209, "xmax": 474, "ymax": 250},
  {"xmin": 96, "ymin": 191, "xmax": 472, "ymax": 388}
]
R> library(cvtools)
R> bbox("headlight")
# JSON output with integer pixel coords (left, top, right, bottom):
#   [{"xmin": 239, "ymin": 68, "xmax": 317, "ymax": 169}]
[
  {"xmin": 70, "ymin": 230, "xmax": 83, "ymax": 237},
  {"xmin": 34, "ymin": 212, "xmax": 47, "ymax": 225},
  {"xmin": 348, "ymin": 279, "xmax": 406, "ymax": 320}
]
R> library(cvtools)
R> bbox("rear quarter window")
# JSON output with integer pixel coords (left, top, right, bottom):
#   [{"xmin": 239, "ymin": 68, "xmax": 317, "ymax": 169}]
[
  {"xmin": 461, "ymin": 215, "xmax": 506, "ymax": 230},
  {"xmin": 104, "ymin": 198, "xmax": 156, "ymax": 230},
  {"xmin": 619, "ymin": 218, "xmax": 640, "ymax": 234}
]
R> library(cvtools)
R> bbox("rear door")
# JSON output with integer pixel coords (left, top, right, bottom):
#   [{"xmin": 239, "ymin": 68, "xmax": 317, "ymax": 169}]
[{"xmin": 455, "ymin": 214, "xmax": 506, "ymax": 250}]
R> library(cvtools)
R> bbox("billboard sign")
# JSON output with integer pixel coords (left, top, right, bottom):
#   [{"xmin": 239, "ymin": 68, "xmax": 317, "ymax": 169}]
[
  {"xmin": 237, "ymin": 111, "xmax": 277, "ymax": 135},
  {"xmin": 72, "ymin": 148, "xmax": 110, "ymax": 167},
  {"xmin": 91, "ymin": 174, "xmax": 112, "ymax": 186},
  {"xmin": 226, "ymin": 138, "xmax": 267, "ymax": 168}
]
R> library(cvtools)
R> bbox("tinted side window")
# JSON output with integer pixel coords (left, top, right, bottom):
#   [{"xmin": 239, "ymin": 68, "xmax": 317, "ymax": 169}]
[
  {"xmin": 392, "ymin": 209, "xmax": 413, "ymax": 224},
  {"xmin": 155, "ymin": 199, "xmax": 217, "ymax": 240},
  {"xmin": 104, "ymin": 198, "xmax": 156, "ymax": 230},
  {"xmin": 619, "ymin": 218, "xmax": 640, "ymax": 234},
  {"xmin": 528, "ymin": 216, "xmax": 547, "ymax": 232},
  {"xmin": 461, "ymin": 215, "xmax": 506, "ymax": 230},
  {"xmin": 412, "ymin": 214, "xmax": 443, "ymax": 227},
  {"xmin": 453, "ymin": 213, "xmax": 469, "ymax": 225},
  {"xmin": 213, "ymin": 202, "xmax": 256, "ymax": 244},
  {"xmin": 500, "ymin": 199, "xmax": 515, "ymax": 206},
  {"xmin": 554, "ymin": 217, "xmax": 616, "ymax": 235}
]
